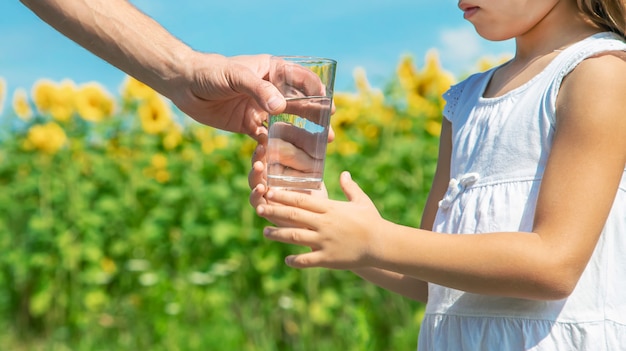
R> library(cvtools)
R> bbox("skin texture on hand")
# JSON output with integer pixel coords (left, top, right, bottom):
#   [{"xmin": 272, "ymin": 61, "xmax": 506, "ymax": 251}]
[{"xmin": 169, "ymin": 53, "xmax": 288, "ymax": 139}]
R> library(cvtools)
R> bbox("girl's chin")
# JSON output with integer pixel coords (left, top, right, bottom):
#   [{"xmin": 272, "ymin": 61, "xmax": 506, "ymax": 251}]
[{"xmin": 473, "ymin": 27, "xmax": 516, "ymax": 42}]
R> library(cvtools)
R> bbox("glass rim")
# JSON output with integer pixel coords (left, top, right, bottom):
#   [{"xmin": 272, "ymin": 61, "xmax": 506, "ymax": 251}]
[{"xmin": 271, "ymin": 55, "xmax": 337, "ymax": 65}]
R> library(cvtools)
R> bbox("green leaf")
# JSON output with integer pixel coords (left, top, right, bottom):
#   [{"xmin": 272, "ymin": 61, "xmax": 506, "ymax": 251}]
[{"xmin": 29, "ymin": 285, "xmax": 53, "ymax": 317}]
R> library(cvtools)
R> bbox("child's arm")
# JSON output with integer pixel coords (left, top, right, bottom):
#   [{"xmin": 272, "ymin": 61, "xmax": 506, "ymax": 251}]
[
  {"xmin": 348, "ymin": 118, "xmax": 454, "ymax": 303},
  {"xmin": 257, "ymin": 53, "xmax": 626, "ymax": 301},
  {"xmin": 419, "ymin": 118, "xmax": 453, "ymax": 232}
]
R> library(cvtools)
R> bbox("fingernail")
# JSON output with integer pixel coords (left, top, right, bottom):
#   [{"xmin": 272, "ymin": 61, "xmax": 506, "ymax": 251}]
[
  {"xmin": 266, "ymin": 190, "xmax": 274, "ymax": 199},
  {"xmin": 267, "ymin": 96, "xmax": 283, "ymax": 111},
  {"xmin": 257, "ymin": 206, "xmax": 264, "ymax": 215},
  {"xmin": 263, "ymin": 227, "xmax": 271, "ymax": 236}
]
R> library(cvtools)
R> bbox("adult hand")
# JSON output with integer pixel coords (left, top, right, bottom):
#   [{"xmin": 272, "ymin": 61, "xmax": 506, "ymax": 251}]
[
  {"xmin": 169, "ymin": 53, "xmax": 287, "ymax": 140},
  {"xmin": 172, "ymin": 54, "xmax": 339, "ymax": 141}
]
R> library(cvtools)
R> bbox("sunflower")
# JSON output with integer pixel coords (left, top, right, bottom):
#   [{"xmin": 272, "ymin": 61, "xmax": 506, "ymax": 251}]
[
  {"xmin": 417, "ymin": 50, "xmax": 455, "ymax": 99},
  {"xmin": 75, "ymin": 82, "xmax": 115, "ymax": 122},
  {"xmin": 32, "ymin": 79, "xmax": 56, "ymax": 113},
  {"xmin": 121, "ymin": 76, "xmax": 158, "ymax": 102},
  {"xmin": 150, "ymin": 153, "xmax": 168, "ymax": 169},
  {"xmin": 162, "ymin": 125, "xmax": 183, "ymax": 150},
  {"xmin": 144, "ymin": 153, "xmax": 170, "ymax": 183},
  {"xmin": 32, "ymin": 79, "xmax": 76, "ymax": 122},
  {"xmin": 12, "ymin": 88, "xmax": 33, "ymax": 121},
  {"xmin": 23, "ymin": 122, "xmax": 68, "ymax": 154},
  {"xmin": 138, "ymin": 96, "xmax": 172, "ymax": 134}
]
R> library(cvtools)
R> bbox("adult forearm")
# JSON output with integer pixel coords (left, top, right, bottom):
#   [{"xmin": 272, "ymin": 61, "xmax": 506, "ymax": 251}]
[{"xmin": 20, "ymin": 0, "xmax": 194, "ymax": 98}]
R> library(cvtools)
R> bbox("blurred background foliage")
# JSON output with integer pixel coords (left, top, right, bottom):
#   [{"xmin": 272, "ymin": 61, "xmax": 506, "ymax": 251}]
[{"xmin": 0, "ymin": 51, "xmax": 502, "ymax": 350}]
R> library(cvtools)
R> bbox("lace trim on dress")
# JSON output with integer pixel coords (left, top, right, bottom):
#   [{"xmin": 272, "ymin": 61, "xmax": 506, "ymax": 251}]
[{"xmin": 442, "ymin": 83, "xmax": 462, "ymax": 122}]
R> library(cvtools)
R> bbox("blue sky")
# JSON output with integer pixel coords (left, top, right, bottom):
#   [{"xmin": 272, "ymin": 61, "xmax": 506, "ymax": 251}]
[{"xmin": 0, "ymin": 0, "xmax": 514, "ymax": 96}]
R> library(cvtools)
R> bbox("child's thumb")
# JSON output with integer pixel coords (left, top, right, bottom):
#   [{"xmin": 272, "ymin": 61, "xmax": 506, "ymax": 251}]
[{"xmin": 339, "ymin": 171, "xmax": 367, "ymax": 203}]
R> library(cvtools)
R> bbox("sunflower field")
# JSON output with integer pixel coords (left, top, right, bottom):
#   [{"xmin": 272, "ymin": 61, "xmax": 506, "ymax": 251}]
[{"xmin": 0, "ymin": 51, "xmax": 498, "ymax": 350}]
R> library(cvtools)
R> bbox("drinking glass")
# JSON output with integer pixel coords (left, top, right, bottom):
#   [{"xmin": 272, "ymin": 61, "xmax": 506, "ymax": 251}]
[{"xmin": 267, "ymin": 56, "xmax": 337, "ymax": 191}]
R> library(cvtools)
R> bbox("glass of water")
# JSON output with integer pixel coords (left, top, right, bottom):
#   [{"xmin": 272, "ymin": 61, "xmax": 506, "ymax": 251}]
[{"xmin": 267, "ymin": 56, "xmax": 337, "ymax": 191}]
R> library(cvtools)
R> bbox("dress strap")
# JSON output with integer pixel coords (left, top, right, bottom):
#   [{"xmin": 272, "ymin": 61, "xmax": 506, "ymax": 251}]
[{"xmin": 544, "ymin": 32, "xmax": 626, "ymax": 124}]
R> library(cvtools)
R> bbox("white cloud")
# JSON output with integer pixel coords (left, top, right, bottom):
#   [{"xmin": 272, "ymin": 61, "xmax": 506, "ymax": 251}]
[
  {"xmin": 437, "ymin": 25, "xmax": 515, "ymax": 75},
  {"xmin": 440, "ymin": 26, "xmax": 483, "ymax": 64}
]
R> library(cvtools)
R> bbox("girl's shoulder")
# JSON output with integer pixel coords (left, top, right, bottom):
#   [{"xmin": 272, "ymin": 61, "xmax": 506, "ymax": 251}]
[
  {"xmin": 557, "ymin": 33, "xmax": 626, "ymax": 77},
  {"xmin": 556, "ymin": 48, "xmax": 626, "ymax": 141},
  {"xmin": 562, "ymin": 50, "xmax": 626, "ymax": 99},
  {"xmin": 574, "ymin": 50, "xmax": 626, "ymax": 73}
]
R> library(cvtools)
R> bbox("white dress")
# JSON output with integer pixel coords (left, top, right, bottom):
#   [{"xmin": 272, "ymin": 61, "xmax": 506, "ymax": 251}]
[{"xmin": 418, "ymin": 32, "xmax": 626, "ymax": 350}]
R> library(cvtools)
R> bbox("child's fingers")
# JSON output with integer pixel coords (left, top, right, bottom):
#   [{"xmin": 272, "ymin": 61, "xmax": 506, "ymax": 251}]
[
  {"xmin": 248, "ymin": 142, "xmax": 267, "ymax": 191},
  {"xmin": 339, "ymin": 171, "xmax": 372, "ymax": 205},
  {"xmin": 265, "ymin": 188, "xmax": 326, "ymax": 213},
  {"xmin": 248, "ymin": 160, "xmax": 266, "ymax": 190},
  {"xmin": 263, "ymin": 226, "xmax": 319, "ymax": 248},
  {"xmin": 249, "ymin": 183, "xmax": 268, "ymax": 207},
  {"xmin": 251, "ymin": 142, "xmax": 266, "ymax": 166},
  {"xmin": 285, "ymin": 251, "xmax": 325, "ymax": 269},
  {"xmin": 256, "ymin": 201, "xmax": 318, "ymax": 227},
  {"xmin": 328, "ymin": 125, "xmax": 335, "ymax": 143}
]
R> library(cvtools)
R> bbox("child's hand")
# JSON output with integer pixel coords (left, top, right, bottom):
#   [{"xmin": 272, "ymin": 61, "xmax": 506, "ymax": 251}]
[
  {"xmin": 256, "ymin": 171, "xmax": 384, "ymax": 270},
  {"xmin": 248, "ymin": 136, "xmax": 328, "ymax": 227},
  {"xmin": 248, "ymin": 135, "xmax": 270, "ymax": 208}
]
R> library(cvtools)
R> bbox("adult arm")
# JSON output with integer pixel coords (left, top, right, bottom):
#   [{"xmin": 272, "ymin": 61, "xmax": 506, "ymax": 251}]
[{"xmin": 20, "ymin": 0, "xmax": 286, "ymax": 138}]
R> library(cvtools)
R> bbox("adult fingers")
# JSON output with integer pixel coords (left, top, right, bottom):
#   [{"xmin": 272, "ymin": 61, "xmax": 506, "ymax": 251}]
[
  {"xmin": 270, "ymin": 60, "xmax": 326, "ymax": 98},
  {"xmin": 266, "ymin": 138, "xmax": 318, "ymax": 174},
  {"xmin": 227, "ymin": 64, "xmax": 287, "ymax": 115},
  {"xmin": 268, "ymin": 123, "xmax": 325, "ymax": 160}
]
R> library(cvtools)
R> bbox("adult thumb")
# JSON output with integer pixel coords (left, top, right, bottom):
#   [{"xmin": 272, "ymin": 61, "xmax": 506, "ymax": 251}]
[
  {"xmin": 339, "ymin": 171, "xmax": 368, "ymax": 203},
  {"xmin": 230, "ymin": 69, "xmax": 286, "ymax": 114}
]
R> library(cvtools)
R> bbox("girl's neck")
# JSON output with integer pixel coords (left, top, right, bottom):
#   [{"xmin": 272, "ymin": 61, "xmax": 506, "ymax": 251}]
[
  {"xmin": 482, "ymin": 4, "xmax": 602, "ymax": 99},
  {"xmin": 514, "ymin": 28, "xmax": 601, "ymax": 63},
  {"xmin": 513, "ymin": 4, "xmax": 601, "ymax": 64}
]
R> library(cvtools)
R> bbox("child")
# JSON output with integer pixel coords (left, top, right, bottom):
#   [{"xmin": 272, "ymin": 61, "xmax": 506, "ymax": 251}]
[{"xmin": 250, "ymin": 0, "xmax": 626, "ymax": 349}]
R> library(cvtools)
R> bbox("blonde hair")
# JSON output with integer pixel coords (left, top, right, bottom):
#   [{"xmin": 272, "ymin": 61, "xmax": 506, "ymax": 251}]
[{"xmin": 577, "ymin": 0, "xmax": 626, "ymax": 37}]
